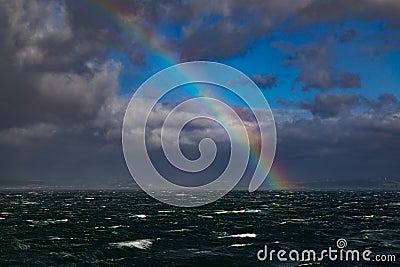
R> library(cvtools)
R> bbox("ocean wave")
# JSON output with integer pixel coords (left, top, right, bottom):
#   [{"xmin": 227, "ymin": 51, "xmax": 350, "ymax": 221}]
[
  {"xmin": 48, "ymin": 219, "xmax": 68, "ymax": 223},
  {"xmin": 352, "ymin": 215, "xmax": 375, "ymax": 219},
  {"xmin": 230, "ymin": 243, "xmax": 253, "ymax": 247},
  {"xmin": 108, "ymin": 225, "xmax": 129, "ymax": 229},
  {"xmin": 109, "ymin": 239, "xmax": 153, "ymax": 250},
  {"xmin": 166, "ymin": 229, "xmax": 191, "ymax": 232},
  {"xmin": 218, "ymin": 233, "xmax": 256, "ymax": 239},
  {"xmin": 22, "ymin": 201, "xmax": 38, "ymax": 205},
  {"xmin": 197, "ymin": 215, "xmax": 213, "ymax": 219},
  {"xmin": 49, "ymin": 252, "xmax": 74, "ymax": 258},
  {"xmin": 26, "ymin": 218, "xmax": 68, "ymax": 226},
  {"xmin": 279, "ymin": 219, "xmax": 308, "ymax": 224},
  {"xmin": 214, "ymin": 209, "xmax": 261, "ymax": 214},
  {"xmin": 14, "ymin": 239, "xmax": 30, "ymax": 250},
  {"xmin": 48, "ymin": 236, "xmax": 64, "ymax": 240},
  {"xmin": 129, "ymin": 214, "xmax": 147, "ymax": 218}
]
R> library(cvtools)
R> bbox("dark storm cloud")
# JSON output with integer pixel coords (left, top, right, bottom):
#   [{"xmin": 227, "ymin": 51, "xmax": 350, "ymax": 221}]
[
  {"xmin": 174, "ymin": 0, "xmax": 400, "ymax": 61},
  {"xmin": 142, "ymin": 95, "xmax": 400, "ymax": 185},
  {"xmin": 143, "ymin": 97, "xmax": 400, "ymax": 184},
  {"xmin": 178, "ymin": 0, "xmax": 310, "ymax": 61},
  {"xmin": 64, "ymin": 0, "xmax": 165, "ymax": 68},
  {"xmin": 0, "ymin": 122, "xmax": 131, "ymax": 186},
  {"xmin": 299, "ymin": 94, "xmax": 361, "ymax": 118},
  {"xmin": 273, "ymin": 40, "xmax": 361, "ymax": 91},
  {"xmin": 0, "ymin": 0, "xmax": 133, "ymax": 186},
  {"xmin": 363, "ymin": 93, "xmax": 400, "ymax": 111},
  {"xmin": 298, "ymin": 0, "xmax": 400, "ymax": 28},
  {"xmin": 276, "ymin": 109, "xmax": 400, "ymax": 182},
  {"xmin": 56, "ymin": 0, "xmax": 400, "ymax": 63},
  {"xmin": 1, "ymin": 0, "xmax": 185, "ymax": 73},
  {"xmin": 274, "ymin": 97, "xmax": 400, "ymax": 184},
  {"xmin": 280, "ymin": 92, "xmax": 400, "ymax": 118},
  {"xmin": 2, "ymin": 1, "xmax": 112, "ymax": 72},
  {"xmin": 44, "ymin": 0, "xmax": 310, "ymax": 62},
  {"xmin": 0, "ymin": 1, "xmax": 131, "ymax": 131},
  {"xmin": 295, "ymin": 0, "xmax": 400, "ymax": 62},
  {"xmin": 251, "ymin": 73, "xmax": 277, "ymax": 89}
]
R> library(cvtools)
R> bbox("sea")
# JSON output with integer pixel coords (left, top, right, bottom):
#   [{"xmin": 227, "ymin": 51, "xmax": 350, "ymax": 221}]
[{"xmin": 0, "ymin": 191, "xmax": 399, "ymax": 266}]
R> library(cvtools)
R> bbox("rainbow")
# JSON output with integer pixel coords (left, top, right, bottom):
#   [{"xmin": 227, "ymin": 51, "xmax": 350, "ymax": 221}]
[
  {"xmin": 200, "ymin": 87, "xmax": 294, "ymax": 191},
  {"xmin": 82, "ymin": 0, "xmax": 292, "ymax": 190},
  {"xmin": 81, "ymin": 0, "xmax": 174, "ymax": 66},
  {"xmin": 266, "ymin": 164, "xmax": 293, "ymax": 190}
]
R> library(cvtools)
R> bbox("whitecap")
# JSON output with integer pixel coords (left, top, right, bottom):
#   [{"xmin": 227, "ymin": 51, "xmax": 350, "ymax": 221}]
[
  {"xmin": 197, "ymin": 215, "xmax": 213, "ymax": 219},
  {"xmin": 194, "ymin": 250, "xmax": 212, "ymax": 254},
  {"xmin": 129, "ymin": 214, "xmax": 147, "ymax": 218},
  {"xmin": 108, "ymin": 225, "xmax": 129, "ymax": 229},
  {"xmin": 46, "ymin": 219, "xmax": 68, "ymax": 223},
  {"xmin": 214, "ymin": 210, "xmax": 236, "ymax": 214},
  {"xmin": 214, "ymin": 209, "xmax": 261, "ymax": 214},
  {"xmin": 218, "ymin": 233, "xmax": 256, "ymax": 239},
  {"xmin": 353, "ymin": 215, "xmax": 375, "ymax": 219},
  {"xmin": 22, "ymin": 201, "xmax": 38, "ymax": 205},
  {"xmin": 166, "ymin": 229, "xmax": 191, "ymax": 232},
  {"xmin": 49, "ymin": 252, "xmax": 74, "ymax": 258},
  {"xmin": 230, "ymin": 243, "xmax": 253, "ymax": 247},
  {"xmin": 26, "ymin": 219, "xmax": 49, "ymax": 226},
  {"xmin": 49, "ymin": 236, "xmax": 64, "ymax": 240},
  {"xmin": 109, "ymin": 239, "xmax": 152, "ymax": 250},
  {"xmin": 158, "ymin": 210, "xmax": 174, "ymax": 213},
  {"xmin": 279, "ymin": 219, "xmax": 307, "ymax": 224}
]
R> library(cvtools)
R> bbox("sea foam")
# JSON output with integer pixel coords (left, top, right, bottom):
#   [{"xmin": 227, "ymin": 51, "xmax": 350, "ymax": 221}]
[{"xmin": 109, "ymin": 239, "xmax": 152, "ymax": 250}]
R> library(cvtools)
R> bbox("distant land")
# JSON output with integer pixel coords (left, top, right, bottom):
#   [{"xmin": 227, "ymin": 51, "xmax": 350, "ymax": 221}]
[{"xmin": 0, "ymin": 177, "xmax": 399, "ymax": 191}]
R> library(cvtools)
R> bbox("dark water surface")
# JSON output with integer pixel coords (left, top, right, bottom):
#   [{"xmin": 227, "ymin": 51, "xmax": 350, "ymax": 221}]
[{"xmin": 0, "ymin": 191, "xmax": 399, "ymax": 266}]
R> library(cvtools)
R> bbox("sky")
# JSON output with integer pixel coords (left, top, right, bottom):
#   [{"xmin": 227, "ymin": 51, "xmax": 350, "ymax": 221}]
[{"xmin": 0, "ymin": 0, "xmax": 399, "ymax": 190}]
